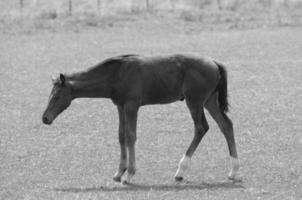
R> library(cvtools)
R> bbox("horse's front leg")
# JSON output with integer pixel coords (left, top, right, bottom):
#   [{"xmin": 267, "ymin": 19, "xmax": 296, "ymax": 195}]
[
  {"xmin": 123, "ymin": 101, "xmax": 139, "ymax": 183},
  {"xmin": 113, "ymin": 105, "xmax": 127, "ymax": 182}
]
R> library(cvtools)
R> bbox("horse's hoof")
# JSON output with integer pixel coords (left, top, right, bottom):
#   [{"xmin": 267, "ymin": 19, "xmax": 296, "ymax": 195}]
[
  {"xmin": 113, "ymin": 168, "xmax": 127, "ymax": 183},
  {"xmin": 228, "ymin": 174, "xmax": 236, "ymax": 180},
  {"xmin": 122, "ymin": 180, "xmax": 129, "ymax": 185},
  {"xmin": 228, "ymin": 176, "xmax": 243, "ymax": 183},
  {"xmin": 175, "ymin": 176, "xmax": 183, "ymax": 182},
  {"xmin": 122, "ymin": 172, "xmax": 134, "ymax": 184},
  {"xmin": 113, "ymin": 176, "xmax": 122, "ymax": 182}
]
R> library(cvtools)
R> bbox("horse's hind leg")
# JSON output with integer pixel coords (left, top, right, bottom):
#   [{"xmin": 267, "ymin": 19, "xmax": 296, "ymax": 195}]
[
  {"xmin": 175, "ymin": 99, "xmax": 209, "ymax": 181},
  {"xmin": 205, "ymin": 93, "xmax": 239, "ymax": 180}
]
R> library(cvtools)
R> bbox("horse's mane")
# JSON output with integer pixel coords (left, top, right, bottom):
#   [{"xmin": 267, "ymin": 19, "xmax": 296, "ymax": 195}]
[
  {"xmin": 68, "ymin": 54, "xmax": 138, "ymax": 81},
  {"xmin": 97, "ymin": 54, "xmax": 138, "ymax": 68}
]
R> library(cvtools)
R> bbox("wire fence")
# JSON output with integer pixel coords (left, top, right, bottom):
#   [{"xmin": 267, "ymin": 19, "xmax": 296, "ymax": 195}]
[{"xmin": 1, "ymin": 0, "xmax": 302, "ymax": 18}]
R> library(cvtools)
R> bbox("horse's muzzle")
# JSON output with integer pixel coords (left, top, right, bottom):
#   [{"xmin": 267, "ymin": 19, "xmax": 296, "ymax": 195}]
[{"xmin": 42, "ymin": 116, "xmax": 52, "ymax": 125}]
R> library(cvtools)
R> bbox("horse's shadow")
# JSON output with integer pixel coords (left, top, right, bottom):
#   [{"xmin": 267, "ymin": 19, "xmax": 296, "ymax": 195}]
[{"xmin": 54, "ymin": 180, "xmax": 244, "ymax": 193}]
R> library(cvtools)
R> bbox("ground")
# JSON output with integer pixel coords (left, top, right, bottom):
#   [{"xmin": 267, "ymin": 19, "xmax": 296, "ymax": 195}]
[{"xmin": 0, "ymin": 18, "xmax": 301, "ymax": 200}]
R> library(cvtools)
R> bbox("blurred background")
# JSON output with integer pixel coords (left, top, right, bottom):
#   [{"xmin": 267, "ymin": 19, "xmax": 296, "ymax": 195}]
[{"xmin": 0, "ymin": 0, "xmax": 301, "ymax": 32}]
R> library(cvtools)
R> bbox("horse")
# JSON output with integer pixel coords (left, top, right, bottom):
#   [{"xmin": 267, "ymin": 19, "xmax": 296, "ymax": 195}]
[{"xmin": 42, "ymin": 54, "xmax": 239, "ymax": 183}]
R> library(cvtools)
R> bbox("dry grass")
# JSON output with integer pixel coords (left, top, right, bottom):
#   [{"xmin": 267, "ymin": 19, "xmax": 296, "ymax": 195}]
[
  {"xmin": 0, "ymin": 0, "xmax": 302, "ymax": 33},
  {"xmin": 0, "ymin": 19, "xmax": 301, "ymax": 199}
]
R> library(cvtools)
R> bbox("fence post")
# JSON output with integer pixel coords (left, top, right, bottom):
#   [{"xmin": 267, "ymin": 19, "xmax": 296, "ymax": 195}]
[
  {"xmin": 20, "ymin": 0, "xmax": 24, "ymax": 9},
  {"xmin": 146, "ymin": 0, "xmax": 150, "ymax": 11},
  {"xmin": 217, "ymin": 0, "xmax": 222, "ymax": 10},
  {"xmin": 68, "ymin": 0, "xmax": 72, "ymax": 16},
  {"xmin": 97, "ymin": 0, "xmax": 101, "ymax": 15},
  {"xmin": 20, "ymin": 0, "xmax": 24, "ymax": 16}
]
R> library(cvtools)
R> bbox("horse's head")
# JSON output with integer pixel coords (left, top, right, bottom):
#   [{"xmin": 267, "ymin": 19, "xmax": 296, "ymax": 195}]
[{"xmin": 42, "ymin": 74, "xmax": 73, "ymax": 125}]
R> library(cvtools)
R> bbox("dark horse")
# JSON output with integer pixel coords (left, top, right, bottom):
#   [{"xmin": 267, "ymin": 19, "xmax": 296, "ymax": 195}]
[{"xmin": 42, "ymin": 54, "xmax": 239, "ymax": 183}]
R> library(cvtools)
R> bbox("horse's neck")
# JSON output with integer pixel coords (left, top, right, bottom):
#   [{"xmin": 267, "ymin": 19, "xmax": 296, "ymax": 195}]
[{"xmin": 68, "ymin": 70, "xmax": 113, "ymax": 99}]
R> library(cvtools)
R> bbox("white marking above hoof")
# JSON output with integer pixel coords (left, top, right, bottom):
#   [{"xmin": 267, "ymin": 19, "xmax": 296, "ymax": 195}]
[
  {"xmin": 174, "ymin": 155, "xmax": 191, "ymax": 181},
  {"xmin": 121, "ymin": 172, "xmax": 135, "ymax": 184},
  {"xmin": 228, "ymin": 157, "xmax": 239, "ymax": 180},
  {"xmin": 113, "ymin": 168, "xmax": 127, "ymax": 182}
]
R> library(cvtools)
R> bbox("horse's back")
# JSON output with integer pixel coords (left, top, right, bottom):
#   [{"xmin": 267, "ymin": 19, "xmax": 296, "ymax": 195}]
[
  {"xmin": 113, "ymin": 54, "xmax": 220, "ymax": 105},
  {"xmin": 138, "ymin": 54, "xmax": 220, "ymax": 92},
  {"xmin": 136, "ymin": 54, "xmax": 218, "ymax": 75}
]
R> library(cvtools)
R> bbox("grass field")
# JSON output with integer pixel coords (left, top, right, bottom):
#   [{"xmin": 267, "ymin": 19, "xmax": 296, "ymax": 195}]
[{"xmin": 0, "ymin": 18, "xmax": 301, "ymax": 199}]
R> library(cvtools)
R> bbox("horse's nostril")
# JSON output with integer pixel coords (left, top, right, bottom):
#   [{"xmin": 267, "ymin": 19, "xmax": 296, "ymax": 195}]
[{"xmin": 42, "ymin": 116, "xmax": 49, "ymax": 124}]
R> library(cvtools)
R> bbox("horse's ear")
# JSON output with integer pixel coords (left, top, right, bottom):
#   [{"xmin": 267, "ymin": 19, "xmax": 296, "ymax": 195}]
[
  {"xmin": 60, "ymin": 73, "xmax": 65, "ymax": 84},
  {"xmin": 51, "ymin": 75, "xmax": 56, "ymax": 84}
]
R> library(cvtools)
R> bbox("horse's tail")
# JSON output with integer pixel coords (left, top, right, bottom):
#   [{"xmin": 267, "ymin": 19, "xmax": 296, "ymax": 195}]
[{"xmin": 214, "ymin": 60, "xmax": 229, "ymax": 113}]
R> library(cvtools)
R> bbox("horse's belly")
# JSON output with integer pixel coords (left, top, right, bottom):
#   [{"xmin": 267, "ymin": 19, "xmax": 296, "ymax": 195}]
[
  {"xmin": 142, "ymin": 92, "xmax": 182, "ymax": 105},
  {"xmin": 141, "ymin": 73, "xmax": 183, "ymax": 105}
]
